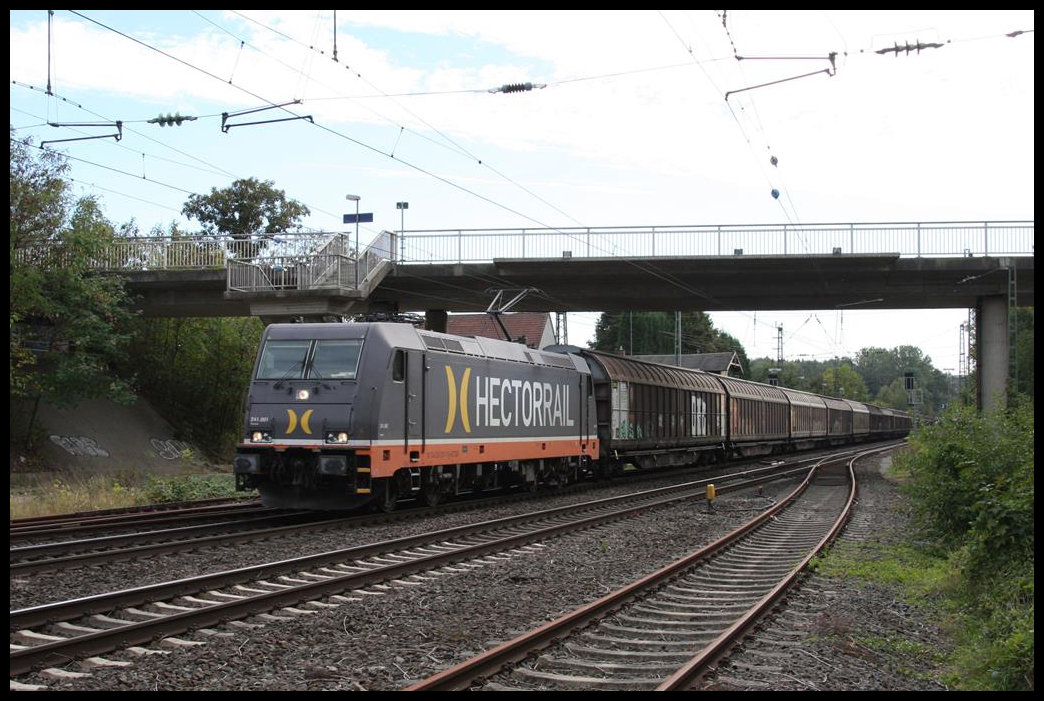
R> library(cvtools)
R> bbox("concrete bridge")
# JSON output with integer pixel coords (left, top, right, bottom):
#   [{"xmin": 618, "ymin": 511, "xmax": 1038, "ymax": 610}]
[{"xmin": 99, "ymin": 220, "xmax": 1032, "ymax": 409}]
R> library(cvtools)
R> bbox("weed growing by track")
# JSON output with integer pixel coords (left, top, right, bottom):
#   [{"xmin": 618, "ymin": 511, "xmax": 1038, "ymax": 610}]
[
  {"xmin": 9, "ymin": 470, "xmax": 249, "ymax": 519},
  {"xmin": 818, "ymin": 400, "xmax": 1034, "ymax": 691}
]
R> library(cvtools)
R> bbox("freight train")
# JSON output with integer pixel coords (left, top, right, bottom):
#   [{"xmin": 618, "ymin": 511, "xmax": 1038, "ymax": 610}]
[{"xmin": 233, "ymin": 322, "xmax": 911, "ymax": 510}]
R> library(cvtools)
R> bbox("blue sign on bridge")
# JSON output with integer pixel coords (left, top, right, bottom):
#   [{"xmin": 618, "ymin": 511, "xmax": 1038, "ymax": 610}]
[{"xmin": 343, "ymin": 213, "xmax": 374, "ymax": 224}]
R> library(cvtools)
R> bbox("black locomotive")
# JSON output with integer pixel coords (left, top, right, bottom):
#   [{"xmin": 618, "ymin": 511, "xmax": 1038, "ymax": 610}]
[{"xmin": 233, "ymin": 322, "xmax": 910, "ymax": 510}]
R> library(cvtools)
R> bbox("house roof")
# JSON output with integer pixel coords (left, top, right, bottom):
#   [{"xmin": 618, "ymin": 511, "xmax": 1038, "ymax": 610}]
[
  {"xmin": 445, "ymin": 312, "xmax": 552, "ymax": 349},
  {"xmin": 634, "ymin": 351, "xmax": 744, "ymax": 377}
]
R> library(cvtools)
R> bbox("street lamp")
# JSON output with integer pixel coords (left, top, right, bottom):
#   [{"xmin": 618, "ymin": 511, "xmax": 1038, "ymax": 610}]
[
  {"xmin": 346, "ymin": 194, "xmax": 360, "ymax": 283},
  {"xmin": 396, "ymin": 202, "xmax": 408, "ymax": 261},
  {"xmin": 346, "ymin": 194, "xmax": 360, "ymax": 252}
]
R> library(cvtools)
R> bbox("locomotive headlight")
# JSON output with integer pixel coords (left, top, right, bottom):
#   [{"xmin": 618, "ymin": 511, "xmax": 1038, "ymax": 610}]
[
  {"xmin": 250, "ymin": 430, "xmax": 272, "ymax": 443},
  {"xmin": 326, "ymin": 431, "xmax": 350, "ymax": 444},
  {"xmin": 296, "ymin": 389, "xmax": 310, "ymax": 400}
]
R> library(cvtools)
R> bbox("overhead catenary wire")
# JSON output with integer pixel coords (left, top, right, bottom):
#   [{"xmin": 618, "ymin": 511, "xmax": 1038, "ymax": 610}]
[
  {"xmin": 12, "ymin": 11, "xmax": 1023, "ymax": 353},
  {"xmin": 224, "ymin": 10, "xmax": 588, "ymax": 229},
  {"xmin": 14, "ymin": 17, "xmax": 549, "ymax": 310},
  {"xmin": 7, "ymin": 14, "xmax": 883, "ymax": 328},
  {"xmin": 50, "ymin": 11, "xmax": 570, "ymax": 238},
  {"xmin": 657, "ymin": 11, "xmax": 800, "ymax": 225},
  {"xmin": 46, "ymin": 10, "xmax": 724, "ymax": 308}
]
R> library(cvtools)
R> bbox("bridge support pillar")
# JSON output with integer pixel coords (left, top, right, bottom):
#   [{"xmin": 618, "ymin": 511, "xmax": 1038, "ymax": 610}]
[
  {"xmin": 425, "ymin": 309, "xmax": 448, "ymax": 333},
  {"xmin": 976, "ymin": 295, "xmax": 1009, "ymax": 411}
]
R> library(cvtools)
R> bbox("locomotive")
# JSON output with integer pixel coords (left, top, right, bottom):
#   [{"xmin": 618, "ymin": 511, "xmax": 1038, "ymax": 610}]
[{"xmin": 233, "ymin": 322, "xmax": 911, "ymax": 510}]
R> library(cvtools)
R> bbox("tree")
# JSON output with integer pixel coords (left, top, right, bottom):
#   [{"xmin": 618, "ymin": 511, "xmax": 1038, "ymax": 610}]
[
  {"xmin": 748, "ymin": 357, "xmax": 826, "ymax": 391},
  {"xmin": 591, "ymin": 311, "xmax": 748, "ymax": 371},
  {"xmin": 10, "ymin": 130, "xmax": 69, "ymax": 253},
  {"xmin": 1012, "ymin": 307, "xmax": 1033, "ymax": 399},
  {"xmin": 855, "ymin": 344, "xmax": 952, "ymax": 415},
  {"xmin": 818, "ymin": 363, "xmax": 870, "ymax": 401},
  {"xmin": 181, "ymin": 177, "xmax": 310, "ymax": 258},
  {"xmin": 10, "ymin": 133, "xmax": 136, "ymax": 448},
  {"xmin": 125, "ymin": 315, "xmax": 263, "ymax": 460},
  {"xmin": 853, "ymin": 347, "xmax": 896, "ymax": 398},
  {"xmin": 875, "ymin": 377, "xmax": 910, "ymax": 410}
]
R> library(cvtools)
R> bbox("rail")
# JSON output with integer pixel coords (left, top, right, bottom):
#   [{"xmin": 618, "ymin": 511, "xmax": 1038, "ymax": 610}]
[
  {"xmin": 399, "ymin": 220, "xmax": 1033, "ymax": 263},
  {"xmin": 223, "ymin": 231, "xmax": 396, "ymax": 293},
  {"xmin": 24, "ymin": 222, "xmax": 1031, "ymax": 295}
]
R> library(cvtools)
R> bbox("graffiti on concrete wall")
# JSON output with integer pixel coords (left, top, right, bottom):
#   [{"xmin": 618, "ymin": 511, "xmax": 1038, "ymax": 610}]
[
  {"xmin": 48, "ymin": 435, "xmax": 196, "ymax": 460},
  {"xmin": 49, "ymin": 435, "xmax": 111, "ymax": 457},
  {"xmin": 150, "ymin": 438, "xmax": 195, "ymax": 460}
]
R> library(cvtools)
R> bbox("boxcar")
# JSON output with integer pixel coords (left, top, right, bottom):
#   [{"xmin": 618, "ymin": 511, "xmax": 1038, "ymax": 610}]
[
  {"xmin": 717, "ymin": 376, "xmax": 790, "ymax": 456},
  {"xmin": 845, "ymin": 399, "xmax": 871, "ymax": 439},
  {"xmin": 578, "ymin": 349, "xmax": 728, "ymax": 470},
  {"xmin": 820, "ymin": 395, "xmax": 853, "ymax": 442}
]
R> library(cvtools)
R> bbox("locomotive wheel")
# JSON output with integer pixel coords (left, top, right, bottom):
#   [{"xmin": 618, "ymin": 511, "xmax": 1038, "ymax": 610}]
[
  {"xmin": 374, "ymin": 480, "xmax": 397, "ymax": 513},
  {"xmin": 418, "ymin": 467, "xmax": 449, "ymax": 507},
  {"xmin": 419, "ymin": 481, "xmax": 443, "ymax": 507}
]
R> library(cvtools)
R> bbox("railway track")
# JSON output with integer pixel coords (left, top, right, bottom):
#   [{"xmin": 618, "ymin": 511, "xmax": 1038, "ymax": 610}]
[
  {"xmin": 8, "ymin": 449, "xmax": 847, "ymax": 576},
  {"xmin": 10, "ymin": 509, "xmax": 324, "ymax": 574},
  {"xmin": 9, "ymin": 455, "xmax": 822, "ymax": 680},
  {"xmin": 9, "ymin": 497, "xmax": 260, "ymax": 532},
  {"xmin": 404, "ymin": 445, "xmax": 897, "ymax": 691},
  {"xmin": 9, "ymin": 482, "xmax": 603, "ymax": 576}
]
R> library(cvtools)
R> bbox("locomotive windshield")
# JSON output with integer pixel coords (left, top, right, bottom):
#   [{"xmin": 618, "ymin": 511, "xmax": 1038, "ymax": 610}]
[{"xmin": 257, "ymin": 338, "xmax": 363, "ymax": 381}]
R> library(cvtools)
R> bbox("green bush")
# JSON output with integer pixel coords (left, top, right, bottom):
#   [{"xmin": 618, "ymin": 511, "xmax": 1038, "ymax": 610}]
[
  {"xmin": 142, "ymin": 473, "xmax": 241, "ymax": 503},
  {"xmin": 896, "ymin": 399, "xmax": 1034, "ymax": 691},
  {"xmin": 900, "ymin": 400, "xmax": 1034, "ymax": 572},
  {"xmin": 948, "ymin": 559, "xmax": 1034, "ymax": 691}
]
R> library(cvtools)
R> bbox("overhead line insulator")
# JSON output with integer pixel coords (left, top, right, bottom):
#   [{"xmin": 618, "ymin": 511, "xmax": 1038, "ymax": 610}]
[
  {"xmin": 875, "ymin": 40, "xmax": 946, "ymax": 57},
  {"xmin": 148, "ymin": 112, "xmax": 198, "ymax": 127},
  {"xmin": 489, "ymin": 82, "xmax": 547, "ymax": 94}
]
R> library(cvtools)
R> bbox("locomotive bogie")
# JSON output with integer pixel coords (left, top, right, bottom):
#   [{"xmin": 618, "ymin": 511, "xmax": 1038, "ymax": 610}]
[{"xmin": 368, "ymin": 455, "xmax": 587, "ymax": 508}]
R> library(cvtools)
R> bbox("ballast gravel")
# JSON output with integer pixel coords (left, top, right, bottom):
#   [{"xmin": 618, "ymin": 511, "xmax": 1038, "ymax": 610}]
[{"xmin": 12, "ymin": 454, "xmax": 950, "ymax": 691}]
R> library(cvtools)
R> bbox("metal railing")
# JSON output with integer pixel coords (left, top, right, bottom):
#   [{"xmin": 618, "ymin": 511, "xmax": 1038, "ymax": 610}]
[
  {"xmin": 227, "ymin": 254, "xmax": 357, "ymax": 291},
  {"xmin": 226, "ymin": 231, "xmax": 397, "ymax": 293},
  {"xmin": 40, "ymin": 229, "xmax": 399, "ymax": 294},
  {"xmin": 91, "ymin": 231, "xmax": 358, "ymax": 272},
  {"xmin": 399, "ymin": 220, "xmax": 1034, "ymax": 263},
  {"xmin": 40, "ymin": 222, "xmax": 1032, "ymax": 284}
]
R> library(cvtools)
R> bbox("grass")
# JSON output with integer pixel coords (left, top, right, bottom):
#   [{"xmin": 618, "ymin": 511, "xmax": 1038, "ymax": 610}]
[
  {"xmin": 817, "ymin": 535, "xmax": 1034, "ymax": 691},
  {"xmin": 9, "ymin": 469, "xmax": 252, "ymax": 520},
  {"xmin": 817, "ymin": 540, "xmax": 952, "ymax": 601},
  {"xmin": 852, "ymin": 634, "xmax": 949, "ymax": 682}
]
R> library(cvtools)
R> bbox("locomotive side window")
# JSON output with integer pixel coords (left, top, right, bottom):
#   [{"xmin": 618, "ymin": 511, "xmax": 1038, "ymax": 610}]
[
  {"xmin": 309, "ymin": 340, "xmax": 363, "ymax": 380},
  {"xmin": 392, "ymin": 349, "xmax": 405, "ymax": 382},
  {"xmin": 257, "ymin": 340, "xmax": 311, "ymax": 380}
]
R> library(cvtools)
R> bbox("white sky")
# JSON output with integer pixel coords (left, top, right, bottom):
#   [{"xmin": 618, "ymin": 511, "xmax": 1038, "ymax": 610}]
[{"xmin": 9, "ymin": 11, "xmax": 1034, "ymax": 372}]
